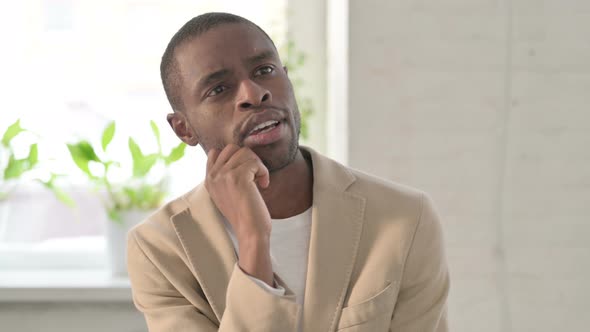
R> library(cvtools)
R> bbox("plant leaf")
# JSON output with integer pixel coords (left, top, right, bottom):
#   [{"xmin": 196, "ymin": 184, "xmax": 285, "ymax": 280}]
[
  {"xmin": 128, "ymin": 137, "xmax": 143, "ymax": 163},
  {"xmin": 101, "ymin": 121, "xmax": 116, "ymax": 152},
  {"xmin": 132, "ymin": 183, "xmax": 165, "ymax": 209},
  {"xmin": 52, "ymin": 187, "xmax": 76, "ymax": 207},
  {"xmin": 135, "ymin": 153, "xmax": 158, "ymax": 177},
  {"xmin": 145, "ymin": 186, "xmax": 165, "ymax": 208},
  {"xmin": 129, "ymin": 137, "xmax": 144, "ymax": 176},
  {"xmin": 67, "ymin": 141, "xmax": 100, "ymax": 178},
  {"xmin": 4, "ymin": 155, "xmax": 28, "ymax": 179},
  {"xmin": 28, "ymin": 143, "xmax": 38, "ymax": 166},
  {"xmin": 165, "ymin": 142, "xmax": 186, "ymax": 165},
  {"xmin": 1, "ymin": 119, "xmax": 25, "ymax": 147},
  {"xmin": 129, "ymin": 137, "xmax": 158, "ymax": 177},
  {"xmin": 3, "ymin": 143, "xmax": 39, "ymax": 179},
  {"xmin": 67, "ymin": 144, "xmax": 91, "ymax": 176},
  {"xmin": 73, "ymin": 140, "xmax": 100, "ymax": 162},
  {"xmin": 123, "ymin": 186, "xmax": 138, "ymax": 206},
  {"xmin": 297, "ymin": 53, "xmax": 305, "ymax": 66},
  {"xmin": 150, "ymin": 120, "xmax": 161, "ymax": 152},
  {"xmin": 107, "ymin": 207, "xmax": 123, "ymax": 224},
  {"xmin": 40, "ymin": 178, "xmax": 76, "ymax": 208}
]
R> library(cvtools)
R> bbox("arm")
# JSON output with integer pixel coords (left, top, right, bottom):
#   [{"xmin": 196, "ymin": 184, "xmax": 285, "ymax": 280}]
[
  {"xmin": 389, "ymin": 194, "xmax": 451, "ymax": 332},
  {"xmin": 129, "ymin": 145, "xmax": 300, "ymax": 331},
  {"xmin": 127, "ymin": 231, "xmax": 300, "ymax": 332}
]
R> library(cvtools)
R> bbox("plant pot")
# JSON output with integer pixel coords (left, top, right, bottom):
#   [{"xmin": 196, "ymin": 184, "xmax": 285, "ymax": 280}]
[
  {"xmin": 0, "ymin": 185, "xmax": 95, "ymax": 243},
  {"xmin": 0, "ymin": 188, "xmax": 51, "ymax": 242},
  {"xmin": 105, "ymin": 209, "xmax": 153, "ymax": 277},
  {"xmin": 0, "ymin": 199, "xmax": 11, "ymax": 241}
]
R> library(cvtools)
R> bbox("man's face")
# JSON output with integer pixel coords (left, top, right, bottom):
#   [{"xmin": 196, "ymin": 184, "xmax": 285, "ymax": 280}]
[{"xmin": 170, "ymin": 23, "xmax": 301, "ymax": 172}]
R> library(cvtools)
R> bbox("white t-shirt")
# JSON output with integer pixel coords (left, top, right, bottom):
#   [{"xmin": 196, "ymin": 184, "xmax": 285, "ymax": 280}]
[{"xmin": 221, "ymin": 206, "xmax": 313, "ymax": 306}]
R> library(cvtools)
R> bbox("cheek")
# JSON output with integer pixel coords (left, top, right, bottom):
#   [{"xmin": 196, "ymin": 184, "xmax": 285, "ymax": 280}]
[{"xmin": 192, "ymin": 110, "xmax": 237, "ymax": 145}]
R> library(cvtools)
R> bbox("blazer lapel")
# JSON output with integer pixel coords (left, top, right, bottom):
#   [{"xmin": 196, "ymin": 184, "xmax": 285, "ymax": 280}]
[
  {"xmin": 170, "ymin": 185, "xmax": 237, "ymax": 323},
  {"xmin": 300, "ymin": 147, "xmax": 367, "ymax": 331}
]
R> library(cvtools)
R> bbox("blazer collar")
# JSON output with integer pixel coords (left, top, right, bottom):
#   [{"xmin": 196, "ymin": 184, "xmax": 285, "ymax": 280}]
[{"xmin": 171, "ymin": 146, "xmax": 366, "ymax": 330}]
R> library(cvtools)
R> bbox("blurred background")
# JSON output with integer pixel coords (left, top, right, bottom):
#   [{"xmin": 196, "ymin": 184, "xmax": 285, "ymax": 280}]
[{"xmin": 0, "ymin": 0, "xmax": 588, "ymax": 331}]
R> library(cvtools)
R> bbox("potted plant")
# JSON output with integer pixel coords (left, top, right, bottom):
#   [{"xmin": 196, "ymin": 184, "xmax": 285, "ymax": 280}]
[
  {"xmin": 0, "ymin": 119, "xmax": 74, "ymax": 241},
  {"xmin": 67, "ymin": 120, "xmax": 186, "ymax": 275}
]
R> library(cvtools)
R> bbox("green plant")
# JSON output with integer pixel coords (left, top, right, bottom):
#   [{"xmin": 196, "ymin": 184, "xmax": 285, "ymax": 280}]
[
  {"xmin": 280, "ymin": 38, "xmax": 314, "ymax": 141},
  {"xmin": 67, "ymin": 120, "xmax": 186, "ymax": 223},
  {"xmin": 0, "ymin": 119, "xmax": 73, "ymax": 205}
]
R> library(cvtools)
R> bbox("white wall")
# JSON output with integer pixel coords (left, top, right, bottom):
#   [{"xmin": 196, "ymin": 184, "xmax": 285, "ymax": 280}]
[{"xmin": 331, "ymin": 1, "xmax": 590, "ymax": 331}]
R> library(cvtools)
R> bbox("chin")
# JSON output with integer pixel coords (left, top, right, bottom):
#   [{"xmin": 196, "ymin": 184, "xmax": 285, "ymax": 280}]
[{"xmin": 257, "ymin": 139, "xmax": 299, "ymax": 172}]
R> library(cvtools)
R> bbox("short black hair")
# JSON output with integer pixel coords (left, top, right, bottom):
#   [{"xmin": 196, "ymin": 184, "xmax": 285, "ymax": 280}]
[{"xmin": 160, "ymin": 12, "xmax": 276, "ymax": 112}]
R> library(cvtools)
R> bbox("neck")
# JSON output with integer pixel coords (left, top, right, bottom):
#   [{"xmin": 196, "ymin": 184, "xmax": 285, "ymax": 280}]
[{"xmin": 259, "ymin": 148, "xmax": 313, "ymax": 219}]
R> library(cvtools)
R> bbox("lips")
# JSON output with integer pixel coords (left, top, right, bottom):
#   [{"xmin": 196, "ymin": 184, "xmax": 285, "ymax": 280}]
[
  {"xmin": 243, "ymin": 121, "xmax": 284, "ymax": 146},
  {"xmin": 241, "ymin": 112, "xmax": 284, "ymax": 139},
  {"xmin": 247, "ymin": 120, "xmax": 280, "ymax": 136}
]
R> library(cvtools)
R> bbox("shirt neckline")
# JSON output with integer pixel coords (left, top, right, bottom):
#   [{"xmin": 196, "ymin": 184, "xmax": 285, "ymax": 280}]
[{"xmin": 271, "ymin": 206, "xmax": 312, "ymax": 223}]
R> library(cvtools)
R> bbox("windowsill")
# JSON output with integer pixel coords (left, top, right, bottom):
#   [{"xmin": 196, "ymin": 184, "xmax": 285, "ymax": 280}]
[{"xmin": 0, "ymin": 269, "xmax": 132, "ymax": 302}]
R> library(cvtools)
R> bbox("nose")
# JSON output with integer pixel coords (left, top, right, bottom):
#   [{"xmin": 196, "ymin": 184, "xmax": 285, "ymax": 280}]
[{"xmin": 236, "ymin": 79, "xmax": 271, "ymax": 110}]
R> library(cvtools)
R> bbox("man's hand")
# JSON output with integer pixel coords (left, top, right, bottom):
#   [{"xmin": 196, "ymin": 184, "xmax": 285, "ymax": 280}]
[{"xmin": 205, "ymin": 144, "xmax": 274, "ymax": 286}]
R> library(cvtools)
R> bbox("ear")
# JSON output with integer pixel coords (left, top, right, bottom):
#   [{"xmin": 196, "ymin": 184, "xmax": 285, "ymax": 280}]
[{"xmin": 167, "ymin": 112, "xmax": 199, "ymax": 146}]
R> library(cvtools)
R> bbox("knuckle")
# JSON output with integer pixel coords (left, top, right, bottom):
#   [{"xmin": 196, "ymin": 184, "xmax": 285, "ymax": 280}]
[
  {"xmin": 245, "ymin": 158, "xmax": 260, "ymax": 171},
  {"xmin": 244, "ymin": 148, "xmax": 257, "ymax": 158},
  {"xmin": 227, "ymin": 171, "xmax": 240, "ymax": 184}
]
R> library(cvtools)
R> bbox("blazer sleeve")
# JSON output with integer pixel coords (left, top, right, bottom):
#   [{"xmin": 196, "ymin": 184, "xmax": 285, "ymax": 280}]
[
  {"xmin": 127, "ymin": 231, "xmax": 301, "ymax": 332},
  {"xmin": 389, "ymin": 194, "xmax": 451, "ymax": 332},
  {"xmin": 246, "ymin": 274, "xmax": 287, "ymax": 296}
]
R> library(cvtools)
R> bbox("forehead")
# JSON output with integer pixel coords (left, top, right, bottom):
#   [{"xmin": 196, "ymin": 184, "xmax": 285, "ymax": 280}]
[{"xmin": 175, "ymin": 23, "xmax": 277, "ymax": 79}]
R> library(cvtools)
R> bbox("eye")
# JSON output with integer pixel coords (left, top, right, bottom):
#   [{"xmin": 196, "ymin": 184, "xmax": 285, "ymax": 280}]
[
  {"xmin": 255, "ymin": 65, "xmax": 274, "ymax": 76},
  {"xmin": 207, "ymin": 85, "xmax": 226, "ymax": 97}
]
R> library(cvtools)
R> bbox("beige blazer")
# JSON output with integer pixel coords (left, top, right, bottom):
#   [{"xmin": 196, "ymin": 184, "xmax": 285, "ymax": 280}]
[{"xmin": 127, "ymin": 146, "xmax": 450, "ymax": 331}]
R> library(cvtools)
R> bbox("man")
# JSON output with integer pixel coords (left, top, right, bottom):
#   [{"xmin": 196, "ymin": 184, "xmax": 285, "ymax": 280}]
[{"xmin": 127, "ymin": 12, "xmax": 450, "ymax": 332}]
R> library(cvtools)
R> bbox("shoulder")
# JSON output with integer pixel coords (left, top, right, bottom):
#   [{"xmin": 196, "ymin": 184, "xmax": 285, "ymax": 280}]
[
  {"xmin": 349, "ymin": 167, "xmax": 425, "ymax": 200},
  {"xmin": 305, "ymin": 146, "xmax": 434, "ymax": 230},
  {"xmin": 328, "ymin": 163, "xmax": 447, "ymax": 295},
  {"xmin": 343, "ymin": 166, "xmax": 443, "ymax": 251},
  {"xmin": 347, "ymin": 167, "xmax": 430, "ymax": 221}
]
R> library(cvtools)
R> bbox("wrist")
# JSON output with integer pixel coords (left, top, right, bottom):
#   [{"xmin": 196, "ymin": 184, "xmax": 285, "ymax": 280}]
[
  {"xmin": 237, "ymin": 229, "xmax": 270, "ymax": 245},
  {"xmin": 238, "ymin": 233, "xmax": 270, "ymax": 252},
  {"xmin": 237, "ymin": 236, "xmax": 274, "ymax": 287}
]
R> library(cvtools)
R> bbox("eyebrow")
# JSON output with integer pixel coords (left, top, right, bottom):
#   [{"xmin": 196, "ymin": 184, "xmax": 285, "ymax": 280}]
[
  {"xmin": 244, "ymin": 50, "xmax": 276, "ymax": 67},
  {"xmin": 196, "ymin": 69, "xmax": 231, "ymax": 91}
]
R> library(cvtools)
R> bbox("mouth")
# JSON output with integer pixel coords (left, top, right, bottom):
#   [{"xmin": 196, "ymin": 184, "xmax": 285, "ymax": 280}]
[
  {"xmin": 247, "ymin": 119, "xmax": 280, "ymax": 136},
  {"xmin": 244, "ymin": 120, "xmax": 284, "ymax": 146}
]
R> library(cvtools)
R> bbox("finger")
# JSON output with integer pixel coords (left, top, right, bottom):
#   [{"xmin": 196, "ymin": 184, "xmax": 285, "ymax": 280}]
[
  {"xmin": 224, "ymin": 147, "xmax": 260, "ymax": 170},
  {"xmin": 206, "ymin": 148, "xmax": 220, "ymax": 173},
  {"xmin": 253, "ymin": 159, "xmax": 270, "ymax": 189},
  {"xmin": 212, "ymin": 144, "xmax": 241, "ymax": 170},
  {"xmin": 237, "ymin": 157, "xmax": 270, "ymax": 189}
]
